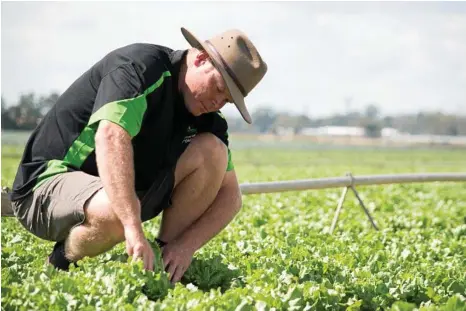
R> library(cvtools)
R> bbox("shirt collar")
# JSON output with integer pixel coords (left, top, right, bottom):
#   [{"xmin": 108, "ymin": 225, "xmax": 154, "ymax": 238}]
[{"xmin": 169, "ymin": 49, "xmax": 188, "ymax": 82}]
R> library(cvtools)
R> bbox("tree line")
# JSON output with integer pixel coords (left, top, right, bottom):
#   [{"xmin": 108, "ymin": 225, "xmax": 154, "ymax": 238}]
[
  {"xmin": 2, "ymin": 93, "xmax": 59, "ymax": 130},
  {"xmin": 2, "ymin": 92, "xmax": 465, "ymax": 137},
  {"xmin": 229, "ymin": 105, "xmax": 466, "ymax": 137}
]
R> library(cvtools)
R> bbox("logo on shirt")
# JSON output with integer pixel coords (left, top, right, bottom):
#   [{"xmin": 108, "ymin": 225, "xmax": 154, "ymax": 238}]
[{"xmin": 182, "ymin": 126, "xmax": 198, "ymax": 144}]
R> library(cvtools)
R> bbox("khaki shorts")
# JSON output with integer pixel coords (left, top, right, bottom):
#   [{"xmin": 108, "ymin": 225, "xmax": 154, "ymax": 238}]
[{"xmin": 11, "ymin": 169, "xmax": 174, "ymax": 242}]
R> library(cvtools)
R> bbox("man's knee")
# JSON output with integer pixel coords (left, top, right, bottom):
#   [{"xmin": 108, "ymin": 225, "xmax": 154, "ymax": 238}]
[
  {"xmin": 174, "ymin": 133, "xmax": 228, "ymax": 188},
  {"xmin": 190, "ymin": 133, "xmax": 228, "ymax": 170},
  {"xmin": 83, "ymin": 189, "xmax": 125, "ymax": 243}
]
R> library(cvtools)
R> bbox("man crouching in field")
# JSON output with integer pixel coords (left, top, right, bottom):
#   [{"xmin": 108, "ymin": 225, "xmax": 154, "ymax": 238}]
[{"xmin": 9, "ymin": 27, "xmax": 267, "ymax": 283}]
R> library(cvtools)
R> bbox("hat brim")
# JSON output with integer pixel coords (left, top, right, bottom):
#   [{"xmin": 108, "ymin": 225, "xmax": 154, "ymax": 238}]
[{"xmin": 181, "ymin": 27, "xmax": 252, "ymax": 124}]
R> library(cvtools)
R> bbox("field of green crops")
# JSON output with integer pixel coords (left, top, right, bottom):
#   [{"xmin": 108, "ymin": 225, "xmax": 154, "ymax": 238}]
[{"xmin": 2, "ymin": 139, "xmax": 466, "ymax": 311}]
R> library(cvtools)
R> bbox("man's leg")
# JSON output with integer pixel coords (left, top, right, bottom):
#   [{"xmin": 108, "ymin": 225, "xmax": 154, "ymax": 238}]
[
  {"xmin": 63, "ymin": 189, "xmax": 125, "ymax": 262},
  {"xmin": 158, "ymin": 133, "xmax": 228, "ymax": 243},
  {"xmin": 20, "ymin": 171, "xmax": 128, "ymax": 269}
]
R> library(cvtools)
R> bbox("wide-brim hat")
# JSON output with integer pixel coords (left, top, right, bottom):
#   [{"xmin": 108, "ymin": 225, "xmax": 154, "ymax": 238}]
[{"xmin": 181, "ymin": 27, "xmax": 267, "ymax": 124}]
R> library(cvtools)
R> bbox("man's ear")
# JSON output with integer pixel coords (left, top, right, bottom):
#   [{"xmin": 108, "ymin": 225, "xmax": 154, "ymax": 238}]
[{"xmin": 193, "ymin": 50, "xmax": 210, "ymax": 67}]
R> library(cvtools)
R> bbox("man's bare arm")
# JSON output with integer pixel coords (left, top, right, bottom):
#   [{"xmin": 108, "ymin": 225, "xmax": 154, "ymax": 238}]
[
  {"xmin": 95, "ymin": 120, "xmax": 141, "ymax": 227},
  {"xmin": 95, "ymin": 120, "xmax": 154, "ymax": 270}
]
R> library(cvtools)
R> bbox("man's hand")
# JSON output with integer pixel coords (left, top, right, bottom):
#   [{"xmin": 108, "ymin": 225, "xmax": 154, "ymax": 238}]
[
  {"xmin": 162, "ymin": 240, "xmax": 195, "ymax": 284},
  {"xmin": 124, "ymin": 225, "xmax": 155, "ymax": 271}
]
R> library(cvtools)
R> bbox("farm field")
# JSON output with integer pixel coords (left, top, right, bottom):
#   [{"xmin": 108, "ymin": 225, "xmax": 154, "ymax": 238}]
[{"xmin": 1, "ymin": 139, "xmax": 466, "ymax": 311}]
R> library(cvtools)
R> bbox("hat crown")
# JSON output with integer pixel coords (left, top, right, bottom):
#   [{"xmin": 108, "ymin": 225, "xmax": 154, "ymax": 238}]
[{"xmin": 207, "ymin": 29, "xmax": 267, "ymax": 96}]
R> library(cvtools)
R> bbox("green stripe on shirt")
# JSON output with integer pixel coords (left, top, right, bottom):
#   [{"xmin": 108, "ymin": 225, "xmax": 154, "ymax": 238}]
[{"xmin": 34, "ymin": 71, "xmax": 171, "ymax": 190}]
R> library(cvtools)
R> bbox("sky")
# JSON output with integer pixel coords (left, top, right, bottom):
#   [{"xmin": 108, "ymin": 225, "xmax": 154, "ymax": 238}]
[{"xmin": 1, "ymin": 1, "xmax": 466, "ymax": 118}]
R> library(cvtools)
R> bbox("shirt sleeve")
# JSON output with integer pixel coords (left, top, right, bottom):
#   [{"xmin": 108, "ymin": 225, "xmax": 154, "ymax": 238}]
[
  {"xmin": 196, "ymin": 111, "xmax": 235, "ymax": 171},
  {"xmin": 88, "ymin": 64, "xmax": 147, "ymax": 138}
]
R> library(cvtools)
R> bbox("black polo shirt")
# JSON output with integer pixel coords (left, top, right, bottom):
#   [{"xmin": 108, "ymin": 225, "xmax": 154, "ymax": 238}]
[{"xmin": 10, "ymin": 43, "xmax": 234, "ymax": 201}]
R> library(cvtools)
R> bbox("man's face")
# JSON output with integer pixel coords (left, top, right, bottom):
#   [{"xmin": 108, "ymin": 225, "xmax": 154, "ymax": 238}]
[{"xmin": 183, "ymin": 51, "xmax": 233, "ymax": 116}]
